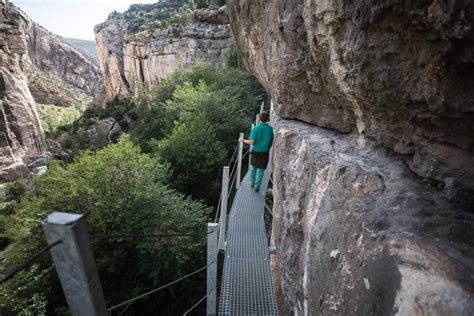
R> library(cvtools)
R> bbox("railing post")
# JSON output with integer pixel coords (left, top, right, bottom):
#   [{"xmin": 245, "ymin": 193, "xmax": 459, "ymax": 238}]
[
  {"xmin": 218, "ymin": 166, "xmax": 229, "ymax": 251},
  {"xmin": 236, "ymin": 133, "xmax": 243, "ymax": 190},
  {"xmin": 256, "ymin": 114, "xmax": 260, "ymax": 125},
  {"xmin": 42, "ymin": 212, "xmax": 107, "ymax": 316},
  {"xmin": 260, "ymin": 101, "xmax": 264, "ymax": 114},
  {"xmin": 249, "ymin": 124, "xmax": 254, "ymax": 170},
  {"xmin": 207, "ymin": 223, "xmax": 218, "ymax": 316}
]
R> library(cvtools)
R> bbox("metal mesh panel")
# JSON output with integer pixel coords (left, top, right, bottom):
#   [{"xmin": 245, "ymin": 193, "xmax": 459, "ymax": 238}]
[{"xmin": 219, "ymin": 168, "xmax": 278, "ymax": 315}]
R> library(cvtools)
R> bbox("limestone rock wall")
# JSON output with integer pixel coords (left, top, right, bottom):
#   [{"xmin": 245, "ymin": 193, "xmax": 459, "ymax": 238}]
[
  {"xmin": 0, "ymin": 1, "xmax": 47, "ymax": 181},
  {"xmin": 227, "ymin": 0, "xmax": 474, "ymax": 314},
  {"xmin": 26, "ymin": 22, "xmax": 102, "ymax": 97},
  {"xmin": 272, "ymin": 118, "xmax": 473, "ymax": 315},
  {"xmin": 0, "ymin": 2, "xmax": 101, "ymax": 182},
  {"xmin": 95, "ymin": 5, "xmax": 234, "ymax": 101}
]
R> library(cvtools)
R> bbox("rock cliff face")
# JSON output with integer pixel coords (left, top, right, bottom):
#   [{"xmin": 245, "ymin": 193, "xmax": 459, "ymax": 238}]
[
  {"xmin": 227, "ymin": 0, "xmax": 474, "ymax": 314},
  {"xmin": 26, "ymin": 22, "xmax": 102, "ymax": 97},
  {"xmin": 95, "ymin": 4, "xmax": 234, "ymax": 101},
  {"xmin": 0, "ymin": 0, "xmax": 47, "ymax": 181},
  {"xmin": 0, "ymin": 1, "xmax": 102, "ymax": 182}
]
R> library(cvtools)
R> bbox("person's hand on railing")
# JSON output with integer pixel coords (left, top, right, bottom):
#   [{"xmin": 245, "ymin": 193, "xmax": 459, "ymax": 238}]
[{"xmin": 239, "ymin": 137, "xmax": 254, "ymax": 145}]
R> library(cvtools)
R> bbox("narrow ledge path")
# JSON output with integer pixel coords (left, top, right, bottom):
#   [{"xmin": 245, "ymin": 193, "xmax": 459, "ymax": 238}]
[{"xmin": 219, "ymin": 166, "xmax": 278, "ymax": 315}]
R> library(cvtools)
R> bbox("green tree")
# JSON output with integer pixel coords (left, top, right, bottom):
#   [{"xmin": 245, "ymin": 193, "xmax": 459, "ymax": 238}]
[
  {"xmin": 196, "ymin": 0, "xmax": 208, "ymax": 9},
  {"xmin": 132, "ymin": 62, "xmax": 263, "ymax": 155},
  {"xmin": 5, "ymin": 180, "xmax": 27, "ymax": 204},
  {"xmin": 154, "ymin": 114, "xmax": 226, "ymax": 203},
  {"xmin": 210, "ymin": 0, "xmax": 226, "ymax": 6},
  {"xmin": 0, "ymin": 137, "xmax": 210, "ymax": 315}
]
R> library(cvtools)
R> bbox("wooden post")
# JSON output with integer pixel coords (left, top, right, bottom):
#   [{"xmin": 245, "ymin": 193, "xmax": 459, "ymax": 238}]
[
  {"xmin": 236, "ymin": 133, "xmax": 243, "ymax": 190},
  {"xmin": 218, "ymin": 166, "xmax": 229, "ymax": 251},
  {"xmin": 207, "ymin": 223, "xmax": 218, "ymax": 316},
  {"xmin": 260, "ymin": 101, "xmax": 264, "ymax": 114},
  {"xmin": 42, "ymin": 212, "xmax": 107, "ymax": 316},
  {"xmin": 256, "ymin": 114, "xmax": 260, "ymax": 125}
]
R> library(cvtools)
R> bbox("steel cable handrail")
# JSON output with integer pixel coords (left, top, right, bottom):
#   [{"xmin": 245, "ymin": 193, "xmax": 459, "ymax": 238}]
[
  {"xmin": 214, "ymin": 195, "xmax": 222, "ymax": 223},
  {"xmin": 107, "ymin": 261, "xmax": 215, "ymax": 313},
  {"xmin": 0, "ymin": 240, "xmax": 63, "ymax": 285},
  {"xmin": 182, "ymin": 291, "xmax": 210, "ymax": 316},
  {"xmin": 228, "ymin": 148, "xmax": 250, "ymax": 198}
]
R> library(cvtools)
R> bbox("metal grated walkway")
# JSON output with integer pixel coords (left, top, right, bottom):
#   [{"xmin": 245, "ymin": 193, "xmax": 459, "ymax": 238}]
[{"xmin": 219, "ymin": 167, "xmax": 278, "ymax": 315}]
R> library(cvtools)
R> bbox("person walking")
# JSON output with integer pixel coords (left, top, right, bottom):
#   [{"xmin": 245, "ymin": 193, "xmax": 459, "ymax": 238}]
[{"xmin": 240, "ymin": 111, "xmax": 273, "ymax": 192}]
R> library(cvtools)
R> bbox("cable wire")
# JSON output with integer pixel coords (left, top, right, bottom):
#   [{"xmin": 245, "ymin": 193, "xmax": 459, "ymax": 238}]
[
  {"xmin": 0, "ymin": 240, "xmax": 62, "ymax": 285},
  {"xmin": 107, "ymin": 262, "xmax": 213, "ymax": 313},
  {"xmin": 93, "ymin": 233, "xmax": 210, "ymax": 241},
  {"xmin": 228, "ymin": 143, "xmax": 240, "ymax": 165},
  {"xmin": 182, "ymin": 292, "xmax": 209, "ymax": 316},
  {"xmin": 214, "ymin": 194, "xmax": 222, "ymax": 223},
  {"xmin": 227, "ymin": 148, "xmax": 250, "ymax": 198}
]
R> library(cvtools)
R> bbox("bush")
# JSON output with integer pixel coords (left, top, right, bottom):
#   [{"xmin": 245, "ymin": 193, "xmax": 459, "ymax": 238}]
[
  {"xmin": 38, "ymin": 105, "xmax": 82, "ymax": 136},
  {"xmin": 211, "ymin": 0, "xmax": 226, "ymax": 6},
  {"xmin": 154, "ymin": 114, "xmax": 226, "ymax": 202},
  {"xmin": 196, "ymin": 0, "xmax": 208, "ymax": 8},
  {"xmin": 5, "ymin": 181, "xmax": 27, "ymax": 204}
]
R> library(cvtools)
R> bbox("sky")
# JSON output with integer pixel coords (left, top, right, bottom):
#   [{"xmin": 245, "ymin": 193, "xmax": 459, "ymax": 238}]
[{"xmin": 13, "ymin": 0, "xmax": 158, "ymax": 41}]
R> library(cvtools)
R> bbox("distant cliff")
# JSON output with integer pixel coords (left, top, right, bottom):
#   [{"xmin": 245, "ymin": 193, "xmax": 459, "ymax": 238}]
[
  {"xmin": 58, "ymin": 36, "xmax": 99, "ymax": 61},
  {"xmin": 0, "ymin": 1, "xmax": 102, "ymax": 182},
  {"xmin": 26, "ymin": 19, "xmax": 102, "ymax": 99},
  {"xmin": 0, "ymin": 0, "xmax": 47, "ymax": 181},
  {"xmin": 227, "ymin": 0, "xmax": 474, "ymax": 315},
  {"xmin": 95, "ymin": 2, "xmax": 234, "ymax": 101}
]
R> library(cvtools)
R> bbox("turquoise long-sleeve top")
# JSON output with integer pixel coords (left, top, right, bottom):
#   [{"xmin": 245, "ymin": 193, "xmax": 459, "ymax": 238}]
[{"xmin": 249, "ymin": 123, "xmax": 273, "ymax": 153}]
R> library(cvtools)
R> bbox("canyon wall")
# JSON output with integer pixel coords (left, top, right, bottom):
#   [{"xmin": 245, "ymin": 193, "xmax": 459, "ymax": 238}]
[
  {"xmin": 26, "ymin": 21, "xmax": 102, "ymax": 98},
  {"xmin": 227, "ymin": 0, "xmax": 474, "ymax": 314},
  {"xmin": 0, "ymin": 0, "xmax": 47, "ymax": 181},
  {"xmin": 95, "ymin": 4, "xmax": 234, "ymax": 101},
  {"xmin": 0, "ymin": 1, "xmax": 102, "ymax": 182}
]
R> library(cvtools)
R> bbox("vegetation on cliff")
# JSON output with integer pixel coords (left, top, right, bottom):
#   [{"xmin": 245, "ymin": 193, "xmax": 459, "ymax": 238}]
[{"xmin": 104, "ymin": 0, "xmax": 226, "ymax": 33}]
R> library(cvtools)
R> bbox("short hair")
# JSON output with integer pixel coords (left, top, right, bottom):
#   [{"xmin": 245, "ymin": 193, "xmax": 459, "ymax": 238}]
[{"xmin": 259, "ymin": 111, "xmax": 270, "ymax": 123}]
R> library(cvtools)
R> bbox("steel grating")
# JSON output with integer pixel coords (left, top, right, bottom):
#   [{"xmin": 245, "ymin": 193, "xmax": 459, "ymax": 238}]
[{"xmin": 219, "ymin": 167, "xmax": 278, "ymax": 315}]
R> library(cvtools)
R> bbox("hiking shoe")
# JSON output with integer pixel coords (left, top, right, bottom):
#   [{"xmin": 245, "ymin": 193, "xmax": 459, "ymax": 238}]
[
  {"xmin": 250, "ymin": 183, "xmax": 254, "ymax": 189},
  {"xmin": 254, "ymin": 187, "xmax": 260, "ymax": 193}
]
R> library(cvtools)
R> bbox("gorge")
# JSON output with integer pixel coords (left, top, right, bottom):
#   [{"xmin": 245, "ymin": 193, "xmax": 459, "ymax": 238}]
[{"xmin": 0, "ymin": 0, "xmax": 473, "ymax": 315}]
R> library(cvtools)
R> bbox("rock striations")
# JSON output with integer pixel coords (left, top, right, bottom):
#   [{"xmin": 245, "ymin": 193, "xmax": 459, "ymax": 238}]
[
  {"xmin": 26, "ymin": 21, "xmax": 102, "ymax": 98},
  {"xmin": 95, "ymin": 3, "xmax": 234, "ymax": 101},
  {"xmin": 227, "ymin": 0, "xmax": 474, "ymax": 315},
  {"xmin": 0, "ymin": 1, "xmax": 102, "ymax": 182},
  {"xmin": 0, "ymin": 0, "xmax": 47, "ymax": 181}
]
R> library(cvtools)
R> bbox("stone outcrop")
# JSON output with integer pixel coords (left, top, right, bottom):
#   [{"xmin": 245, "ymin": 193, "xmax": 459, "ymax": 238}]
[
  {"xmin": 26, "ymin": 21, "xmax": 102, "ymax": 97},
  {"xmin": 95, "ymin": 4, "xmax": 234, "ymax": 101},
  {"xmin": 272, "ymin": 118, "xmax": 474, "ymax": 315},
  {"xmin": 0, "ymin": 1, "xmax": 102, "ymax": 182},
  {"xmin": 227, "ymin": 0, "xmax": 474, "ymax": 314},
  {"xmin": 0, "ymin": 0, "xmax": 47, "ymax": 181}
]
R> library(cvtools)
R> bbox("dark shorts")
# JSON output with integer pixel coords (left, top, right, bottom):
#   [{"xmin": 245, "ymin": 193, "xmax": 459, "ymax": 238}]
[{"xmin": 250, "ymin": 151, "xmax": 270, "ymax": 169}]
